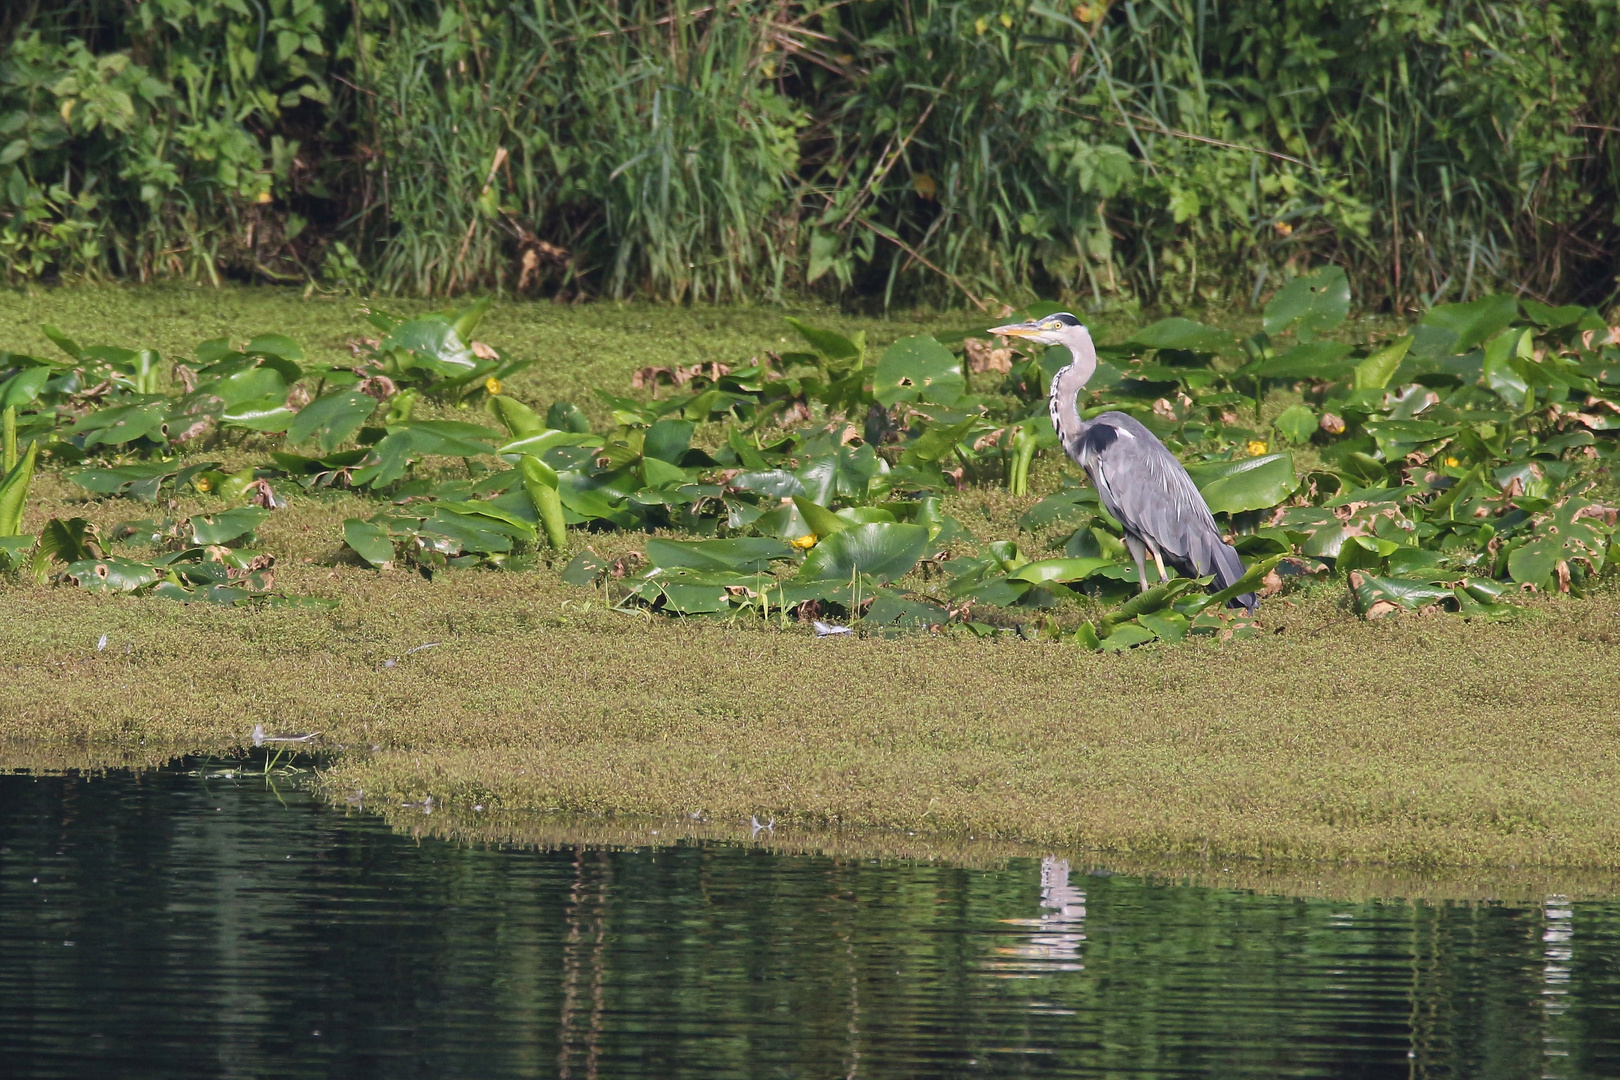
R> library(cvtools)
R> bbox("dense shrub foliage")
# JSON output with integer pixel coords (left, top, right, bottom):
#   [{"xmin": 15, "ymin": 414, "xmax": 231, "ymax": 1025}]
[{"xmin": 3, "ymin": 1, "xmax": 1618, "ymax": 308}]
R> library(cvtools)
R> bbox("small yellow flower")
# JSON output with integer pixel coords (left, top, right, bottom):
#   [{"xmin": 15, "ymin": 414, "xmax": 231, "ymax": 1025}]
[
  {"xmin": 1273, "ymin": 221, "xmax": 1292, "ymax": 236},
  {"xmin": 194, "ymin": 476, "xmax": 213, "ymax": 493},
  {"xmin": 484, "ymin": 376, "xmax": 502, "ymax": 395},
  {"xmin": 256, "ymin": 190, "xmax": 273, "ymax": 204},
  {"xmin": 1247, "ymin": 440, "xmax": 1268, "ymax": 456},
  {"xmin": 974, "ymin": 15, "xmax": 989, "ymax": 34},
  {"xmin": 791, "ymin": 534, "xmax": 818, "ymax": 549},
  {"xmin": 1445, "ymin": 456, "xmax": 1460, "ymax": 467}
]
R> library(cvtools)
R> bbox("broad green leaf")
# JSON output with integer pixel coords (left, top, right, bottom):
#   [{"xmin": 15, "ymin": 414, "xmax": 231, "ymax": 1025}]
[
  {"xmin": 207, "ymin": 365, "xmax": 286, "ymax": 407},
  {"xmin": 1482, "ymin": 328, "xmax": 1530, "ymax": 407},
  {"xmin": 1099, "ymin": 622, "xmax": 1158, "ymax": 651},
  {"xmin": 641, "ymin": 455, "xmax": 687, "ymax": 489},
  {"xmin": 1353, "ymin": 335, "xmax": 1413, "ymax": 390},
  {"xmin": 1183, "ymin": 453, "xmax": 1298, "ymax": 514},
  {"xmin": 1263, "ymin": 266, "xmax": 1350, "ymax": 339},
  {"xmin": 222, "ymin": 395, "xmax": 295, "ymax": 432},
  {"xmin": 798, "ymin": 522, "xmax": 929, "ymax": 583},
  {"xmin": 1009, "ymin": 556, "xmax": 1116, "ymax": 584},
  {"xmin": 546, "ymin": 401, "xmax": 592, "ymax": 434},
  {"xmin": 385, "ymin": 318, "xmax": 477, "ymax": 375},
  {"xmin": 643, "ymin": 417, "xmax": 695, "ymax": 463},
  {"xmin": 244, "ymin": 333, "xmax": 304, "ymax": 363},
  {"xmin": 1423, "ymin": 294, "xmax": 1518, "ymax": 352},
  {"xmin": 491, "ymin": 395, "xmax": 546, "ymax": 438},
  {"xmin": 646, "ymin": 537, "xmax": 795, "ymax": 573},
  {"xmin": 1127, "ymin": 318, "xmax": 1236, "ymax": 354},
  {"xmin": 498, "ymin": 429, "xmax": 602, "ymax": 457},
  {"xmin": 1248, "ymin": 341, "xmax": 1353, "ymax": 380},
  {"xmin": 899, "ymin": 416, "xmax": 977, "ymax": 466},
  {"xmin": 41, "ymin": 325, "xmax": 82, "ymax": 361},
  {"xmin": 796, "ymin": 444, "xmax": 887, "ymax": 505},
  {"xmin": 60, "ymin": 558, "xmax": 161, "ymax": 593},
  {"xmin": 70, "ymin": 402, "xmax": 168, "ymax": 446},
  {"xmin": 1350, "ymin": 572, "xmax": 1456, "ymax": 615},
  {"xmin": 435, "ymin": 500, "xmax": 537, "ymax": 540},
  {"xmin": 784, "ymin": 317, "xmax": 863, "ymax": 363},
  {"xmin": 344, "ymin": 518, "xmax": 395, "ymax": 568},
  {"xmin": 519, "ymin": 455, "xmax": 566, "ymax": 550},
  {"xmin": 1272, "ymin": 404, "xmax": 1317, "ymax": 444},
  {"xmin": 190, "ymin": 507, "xmax": 269, "ymax": 545},
  {"xmin": 729, "ymin": 469, "xmax": 805, "ymax": 498},
  {"xmin": 1362, "ymin": 420, "xmax": 1457, "ymax": 460},
  {"xmin": 792, "ymin": 495, "xmax": 847, "ymax": 539},
  {"xmin": 1521, "ymin": 300, "xmax": 1589, "ymax": 329},
  {"xmin": 0, "ymin": 365, "xmax": 51, "ymax": 409},
  {"xmin": 873, "ymin": 336, "xmax": 963, "ymax": 407},
  {"xmin": 287, "ymin": 390, "xmax": 377, "ymax": 453},
  {"xmin": 0, "ymin": 441, "xmax": 38, "ymax": 536}
]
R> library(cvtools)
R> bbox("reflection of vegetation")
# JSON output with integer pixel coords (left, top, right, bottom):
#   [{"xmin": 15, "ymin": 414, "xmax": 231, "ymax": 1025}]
[{"xmin": 7, "ymin": 764, "xmax": 1620, "ymax": 1075}]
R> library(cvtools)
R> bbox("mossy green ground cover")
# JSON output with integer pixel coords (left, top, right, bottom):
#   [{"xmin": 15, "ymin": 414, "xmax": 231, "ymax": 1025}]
[{"xmin": 3, "ymin": 285, "xmax": 1618, "ymax": 873}]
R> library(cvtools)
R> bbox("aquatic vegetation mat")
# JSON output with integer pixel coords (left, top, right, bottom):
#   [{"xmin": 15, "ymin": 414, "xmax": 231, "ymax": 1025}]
[{"xmin": 5, "ymin": 286, "xmax": 1620, "ymax": 870}]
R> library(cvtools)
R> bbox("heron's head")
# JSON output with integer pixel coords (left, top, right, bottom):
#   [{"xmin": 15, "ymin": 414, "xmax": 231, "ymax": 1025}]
[{"xmin": 987, "ymin": 311, "xmax": 1089, "ymax": 349}]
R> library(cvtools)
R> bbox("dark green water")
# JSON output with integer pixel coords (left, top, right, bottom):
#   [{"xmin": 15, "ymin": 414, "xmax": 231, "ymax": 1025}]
[{"xmin": 3, "ymin": 764, "xmax": 1620, "ymax": 1078}]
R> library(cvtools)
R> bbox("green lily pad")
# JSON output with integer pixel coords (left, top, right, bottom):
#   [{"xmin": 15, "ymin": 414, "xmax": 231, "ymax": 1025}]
[
  {"xmin": 873, "ymin": 336, "xmax": 963, "ymax": 407},
  {"xmin": 798, "ymin": 522, "xmax": 928, "ymax": 583},
  {"xmin": 1184, "ymin": 453, "xmax": 1298, "ymax": 515}
]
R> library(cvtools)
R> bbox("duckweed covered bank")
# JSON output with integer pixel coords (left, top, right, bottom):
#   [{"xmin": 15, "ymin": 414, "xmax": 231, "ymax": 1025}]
[{"xmin": 3, "ymin": 285, "xmax": 1619, "ymax": 870}]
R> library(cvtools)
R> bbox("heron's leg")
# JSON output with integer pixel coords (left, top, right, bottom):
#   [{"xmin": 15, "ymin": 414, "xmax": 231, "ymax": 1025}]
[
  {"xmin": 1124, "ymin": 535, "xmax": 1150, "ymax": 593},
  {"xmin": 1147, "ymin": 543, "xmax": 1170, "ymax": 583}
]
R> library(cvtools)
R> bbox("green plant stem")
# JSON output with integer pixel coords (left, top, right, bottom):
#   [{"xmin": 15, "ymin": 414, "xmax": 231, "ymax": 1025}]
[{"xmin": 2, "ymin": 406, "xmax": 14, "ymax": 473}]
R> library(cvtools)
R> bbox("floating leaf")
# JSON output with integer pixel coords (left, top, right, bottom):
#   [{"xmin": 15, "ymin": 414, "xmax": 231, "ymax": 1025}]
[
  {"xmin": 646, "ymin": 537, "xmax": 796, "ymax": 573},
  {"xmin": 1353, "ymin": 335, "xmax": 1413, "ymax": 390},
  {"xmin": 1009, "ymin": 557, "xmax": 1116, "ymax": 584},
  {"xmin": 1263, "ymin": 266, "xmax": 1350, "ymax": 339},
  {"xmin": 873, "ymin": 336, "xmax": 963, "ymax": 407},
  {"xmin": 1127, "ymin": 318, "xmax": 1236, "ymax": 354},
  {"xmin": 190, "ymin": 508, "xmax": 270, "ymax": 546},
  {"xmin": 1183, "ymin": 453, "xmax": 1298, "ymax": 514},
  {"xmin": 784, "ymin": 317, "xmax": 863, "ymax": 364},
  {"xmin": 798, "ymin": 522, "xmax": 928, "ymax": 583},
  {"xmin": 344, "ymin": 518, "xmax": 395, "ymax": 568},
  {"xmin": 1422, "ymin": 294, "xmax": 1518, "ymax": 352},
  {"xmin": 287, "ymin": 390, "xmax": 377, "ymax": 453}
]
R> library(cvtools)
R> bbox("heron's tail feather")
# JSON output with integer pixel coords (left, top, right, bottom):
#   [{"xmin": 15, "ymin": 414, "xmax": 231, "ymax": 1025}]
[{"xmin": 1204, "ymin": 533, "xmax": 1258, "ymax": 614}]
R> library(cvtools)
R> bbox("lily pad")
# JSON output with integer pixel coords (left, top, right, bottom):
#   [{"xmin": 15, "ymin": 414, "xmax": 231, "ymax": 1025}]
[
  {"xmin": 873, "ymin": 336, "xmax": 963, "ymax": 407},
  {"xmin": 798, "ymin": 522, "xmax": 928, "ymax": 583}
]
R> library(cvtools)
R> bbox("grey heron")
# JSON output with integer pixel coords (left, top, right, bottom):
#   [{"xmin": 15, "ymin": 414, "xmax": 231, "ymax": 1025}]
[{"xmin": 989, "ymin": 312, "xmax": 1258, "ymax": 613}]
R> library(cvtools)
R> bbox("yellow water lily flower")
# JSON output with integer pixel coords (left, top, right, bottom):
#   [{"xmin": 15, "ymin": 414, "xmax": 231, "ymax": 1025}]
[
  {"xmin": 1445, "ymin": 456, "xmax": 1460, "ymax": 467},
  {"xmin": 1247, "ymin": 440, "xmax": 1268, "ymax": 456},
  {"xmin": 484, "ymin": 376, "xmax": 502, "ymax": 395},
  {"xmin": 791, "ymin": 534, "xmax": 817, "ymax": 549}
]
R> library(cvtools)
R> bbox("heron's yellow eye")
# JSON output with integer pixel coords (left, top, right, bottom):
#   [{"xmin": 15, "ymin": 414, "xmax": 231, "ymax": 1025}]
[{"xmin": 1041, "ymin": 320, "xmax": 1062, "ymax": 331}]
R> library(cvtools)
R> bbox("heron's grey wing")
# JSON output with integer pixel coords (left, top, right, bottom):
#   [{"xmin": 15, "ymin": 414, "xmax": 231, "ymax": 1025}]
[
  {"xmin": 1071, "ymin": 413, "xmax": 1257, "ymax": 610},
  {"xmin": 1073, "ymin": 414, "xmax": 1215, "ymax": 562}
]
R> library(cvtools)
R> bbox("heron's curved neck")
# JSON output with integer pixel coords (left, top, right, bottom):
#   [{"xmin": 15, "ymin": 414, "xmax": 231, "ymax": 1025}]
[{"xmin": 1047, "ymin": 335, "xmax": 1097, "ymax": 448}]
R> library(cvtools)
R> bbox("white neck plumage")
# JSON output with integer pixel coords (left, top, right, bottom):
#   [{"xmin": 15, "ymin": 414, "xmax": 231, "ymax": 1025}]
[{"xmin": 1047, "ymin": 331, "xmax": 1098, "ymax": 450}]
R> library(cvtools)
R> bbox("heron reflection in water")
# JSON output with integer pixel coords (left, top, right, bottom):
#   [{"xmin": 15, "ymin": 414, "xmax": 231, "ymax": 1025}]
[
  {"xmin": 984, "ymin": 857, "xmax": 1087, "ymax": 976},
  {"xmin": 988, "ymin": 312, "xmax": 1259, "ymax": 613}
]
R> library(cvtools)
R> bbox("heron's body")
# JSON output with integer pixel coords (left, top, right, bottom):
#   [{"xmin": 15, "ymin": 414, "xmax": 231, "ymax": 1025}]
[{"xmin": 994, "ymin": 312, "xmax": 1258, "ymax": 613}]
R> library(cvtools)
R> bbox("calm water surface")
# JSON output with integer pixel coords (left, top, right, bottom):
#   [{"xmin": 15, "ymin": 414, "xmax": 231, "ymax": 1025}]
[{"xmin": 3, "ymin": 764, "xmax": 1620, "ymax": 1078}]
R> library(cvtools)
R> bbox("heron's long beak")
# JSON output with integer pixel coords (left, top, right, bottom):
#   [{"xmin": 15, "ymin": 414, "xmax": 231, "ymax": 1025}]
[{"xmin": 987, "ymin": 320, "xmax": 1042, "ymax": 339}]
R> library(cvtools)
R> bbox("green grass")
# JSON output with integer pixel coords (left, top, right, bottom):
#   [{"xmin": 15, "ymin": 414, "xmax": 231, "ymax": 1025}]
[{"xmin": 5, "ymin": 284, "xmax": 1620, "ymax": 879}]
